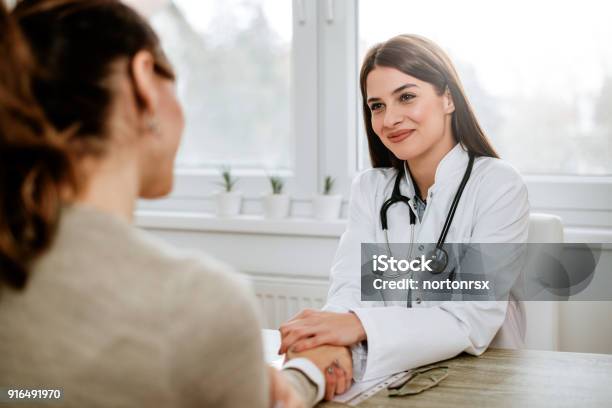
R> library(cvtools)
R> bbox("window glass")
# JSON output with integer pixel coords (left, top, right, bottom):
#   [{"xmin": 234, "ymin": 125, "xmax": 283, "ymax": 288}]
[
  {"xmin": 151, "ymin": 0, "xmax": 293, "ymax": 170},
  {"xmin": 358, "ymin": 0, "xmax": 612, "ymax": 175}
]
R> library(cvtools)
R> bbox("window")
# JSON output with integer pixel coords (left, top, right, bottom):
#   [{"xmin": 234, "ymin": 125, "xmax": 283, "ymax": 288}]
[
  {"xmin": 151, "ymin": 0, "xmax": 293, "ymax": 170},
  {"xmin": 136, "ymin": 0, "xmax": 320, "ymax": 211},
  {"xmin": 358, "ymin": 0, "xmax": 612, "ymax": 176},
  {"xmin": 134, "ymin": 0, "xmax": 609, "ymax": 229}
]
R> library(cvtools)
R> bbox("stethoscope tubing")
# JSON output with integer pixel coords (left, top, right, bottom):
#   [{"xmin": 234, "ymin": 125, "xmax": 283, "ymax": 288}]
[
  {"xmin": 436, "ymin": 154, "xmax": 475, "ymax": 249},
  {"xmin": 379, "ymin": 153, "xmax": 475, "ymax": 274}
]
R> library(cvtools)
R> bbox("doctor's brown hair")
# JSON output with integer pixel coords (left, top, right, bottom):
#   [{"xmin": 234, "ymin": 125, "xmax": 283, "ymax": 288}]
[
  {"xmin": 360, "ymin": 34, "xmax": 499, "ymax": 169},
  {"xmin": 0, "ymin": 0, "xmax": 174, "ymax": 290}
]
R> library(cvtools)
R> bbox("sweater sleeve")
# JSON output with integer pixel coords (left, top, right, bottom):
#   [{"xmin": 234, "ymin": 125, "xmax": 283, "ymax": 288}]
[
  {"xmin": 163, "ymin": 257, "xmax": 269, "ymax": 408},
  {"xmin": 282, "ymin": 357, "xmax": 325, "ymax": 406},
  {"xmin": 282, "ymin": 369, "xmax": 319, "ymax": 407}
]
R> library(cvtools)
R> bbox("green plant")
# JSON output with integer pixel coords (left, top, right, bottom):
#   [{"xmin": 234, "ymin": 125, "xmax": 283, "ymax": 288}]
[
  {"xmin": 217, "ymin": 166, "xmax": 238, "ymax": 192},
  {"xmin": 269, "ymin": 176, "xmax": 284, "ymax": 194},
  {"xmin": 322, "ymin": 176, "xmax": 335, "ymax": 195}
]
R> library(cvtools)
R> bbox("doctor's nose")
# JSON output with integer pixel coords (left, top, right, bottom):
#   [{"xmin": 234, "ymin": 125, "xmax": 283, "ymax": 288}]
[{"xmin": 383, "ymin": 105, "xmax": 404, "ymax": 129}]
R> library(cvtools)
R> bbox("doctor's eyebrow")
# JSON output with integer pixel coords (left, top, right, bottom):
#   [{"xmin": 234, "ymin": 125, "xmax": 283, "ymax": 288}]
[{"xmin": 367, "ymin": 83, "xmax": 418, "ymax": 103}]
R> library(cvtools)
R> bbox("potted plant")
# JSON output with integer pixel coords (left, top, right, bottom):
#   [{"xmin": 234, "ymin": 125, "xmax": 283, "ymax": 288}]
[
  {"xmin": 263, "ymin": 176, "xmax": 290, "ymax": 219},
  {"xmin": 313, "ymin": 176, "xmax": 342, "ymax": 220},
  {"xmin": 214, "ymin": 166, "xmax": 242, "ymax": 217}
]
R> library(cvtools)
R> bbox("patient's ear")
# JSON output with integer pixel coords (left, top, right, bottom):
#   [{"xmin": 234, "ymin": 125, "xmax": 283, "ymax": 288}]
[{"xmin": 129, "ymin": 50, "xmax": 159, "ymax": 116}]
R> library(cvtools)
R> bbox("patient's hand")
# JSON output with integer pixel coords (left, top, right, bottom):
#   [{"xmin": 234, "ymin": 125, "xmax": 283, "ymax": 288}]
[{"xmin": 286, "ymin": 345, "xmax": 353, "ymax": 400}]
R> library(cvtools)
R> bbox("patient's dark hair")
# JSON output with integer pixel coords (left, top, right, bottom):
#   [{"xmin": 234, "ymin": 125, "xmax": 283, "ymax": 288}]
[{"xmin": 0, "ymin": 0, "xmax": 174, "ymax": 290}]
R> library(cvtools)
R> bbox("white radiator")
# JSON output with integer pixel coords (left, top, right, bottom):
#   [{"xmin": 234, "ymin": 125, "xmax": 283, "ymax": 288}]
[{"xmin": 249, "ymin": 275, "xmax": 329, "ymax": 329}]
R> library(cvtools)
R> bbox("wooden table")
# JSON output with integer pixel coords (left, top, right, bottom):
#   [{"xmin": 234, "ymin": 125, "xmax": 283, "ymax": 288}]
[{"xmin": 318, "ymin": 348, "xmax": 612, "ymax": 407}]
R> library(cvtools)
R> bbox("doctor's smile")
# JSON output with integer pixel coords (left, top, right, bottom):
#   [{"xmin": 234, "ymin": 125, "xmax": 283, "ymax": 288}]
[{"xmin": 385, "ymin": 128, "xmax": 415, "ymax": 144}]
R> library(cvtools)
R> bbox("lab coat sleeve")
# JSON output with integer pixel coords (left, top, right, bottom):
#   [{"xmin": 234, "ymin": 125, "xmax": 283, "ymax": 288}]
[
  {"xmin": 352, "ymin": 163, "xmax": 530, "ymax": 380},
  {"xmin": 323, "ymin": 171, "xmax": 378, "ymax": 313}
]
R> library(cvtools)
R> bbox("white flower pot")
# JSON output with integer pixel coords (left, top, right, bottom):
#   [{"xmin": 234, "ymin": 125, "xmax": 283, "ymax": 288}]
[
  {"xmin": 313, "ymin": 194, "xmax": 342, "ymax": 220},
  {"xmin": 215, "ymin": 191, "xmax": 242, "ymax": 217},
  {"xmin": 263, "ymin": 194, "xmax": 291, "ymax": 219}
]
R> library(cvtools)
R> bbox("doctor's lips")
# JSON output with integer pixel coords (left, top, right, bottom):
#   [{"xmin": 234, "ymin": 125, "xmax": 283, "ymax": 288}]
[{"xmin": 386, "ymin": 129, "xmax": 415, "ymax": 143}]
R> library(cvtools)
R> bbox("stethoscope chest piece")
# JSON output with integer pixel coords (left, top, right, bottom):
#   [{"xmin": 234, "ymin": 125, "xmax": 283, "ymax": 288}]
[{"xmin": 426, "ymin": 246, "xmax": 449, "ymax": 274}]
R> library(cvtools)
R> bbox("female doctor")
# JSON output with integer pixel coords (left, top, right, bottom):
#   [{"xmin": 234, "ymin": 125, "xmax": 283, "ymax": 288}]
[{"xmin": 279, "ymin": 34, "xmax": 529, "ymax": 387}]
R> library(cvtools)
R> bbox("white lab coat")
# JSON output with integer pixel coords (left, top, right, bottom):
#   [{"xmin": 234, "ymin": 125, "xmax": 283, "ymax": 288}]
[{"xmin": 323, "ymin": 143, "xmax": 530, "ymax": 380}]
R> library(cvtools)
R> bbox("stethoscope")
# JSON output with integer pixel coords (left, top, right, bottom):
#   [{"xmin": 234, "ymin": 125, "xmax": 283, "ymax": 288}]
[{"xmin": 379, "ymin": 153, "xmax": 475, "ymax": 275}]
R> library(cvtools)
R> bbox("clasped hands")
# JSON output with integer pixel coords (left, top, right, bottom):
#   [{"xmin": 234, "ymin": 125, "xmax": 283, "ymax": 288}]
[{"xmin": 278, "ymin": 309, "xmax": 367, "ymax": 400}]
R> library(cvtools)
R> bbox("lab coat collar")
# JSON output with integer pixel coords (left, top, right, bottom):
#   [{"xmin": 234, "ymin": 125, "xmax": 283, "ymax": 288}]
[{"xmin": 403, "ymin": 143, "xmax": 469, "ymax": 199}]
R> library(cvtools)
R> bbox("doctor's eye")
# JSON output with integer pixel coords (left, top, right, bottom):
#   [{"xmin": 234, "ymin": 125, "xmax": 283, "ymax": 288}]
[
  {"xmin": 400, "ymin": 93, "xmax": 415, "ymax": 103},
  {"xmin": 369, "ymin": 102, "xmax": 384, "ymax": 112}
]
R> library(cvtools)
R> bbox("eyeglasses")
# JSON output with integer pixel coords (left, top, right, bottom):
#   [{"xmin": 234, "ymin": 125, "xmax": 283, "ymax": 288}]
[{"xmin": 387, "ymin": 365, "xmax": 449, "ymax": 397}]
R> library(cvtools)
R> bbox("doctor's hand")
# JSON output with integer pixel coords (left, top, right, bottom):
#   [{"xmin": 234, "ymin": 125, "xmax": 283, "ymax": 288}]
[
  {"xmin": 286, "ymin": 345, "xmax": 353, "ymax": 400},
  {"xmin": 278, "ymin": 309, "xmax": 366, "ymax": 354}
]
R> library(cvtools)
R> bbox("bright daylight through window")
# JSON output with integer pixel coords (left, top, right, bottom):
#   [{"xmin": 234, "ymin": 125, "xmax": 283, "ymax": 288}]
[
  {"xmin": 359, "ymin": 0, "xmax": 612, "ymax": 175},
  {"xmin": 151, "ymin": 0, "xmax": 293, "ymax": 171}
]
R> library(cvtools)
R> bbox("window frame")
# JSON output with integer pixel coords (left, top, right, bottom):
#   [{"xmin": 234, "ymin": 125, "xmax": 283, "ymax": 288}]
[
  {"xmin": 142, "ymin": 0, "xmax": 321, "ymax": 212},
  {"xmin": 142, "ymin": 0, "xmax": 359, "ymax": 216}
]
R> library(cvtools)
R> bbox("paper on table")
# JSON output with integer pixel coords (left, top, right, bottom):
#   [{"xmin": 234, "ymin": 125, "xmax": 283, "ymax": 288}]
[
  {"xmin": 263, "ymin": 329, "xmax": 284, "ymax": 368},
  {"xmin": 332, "ymin": 375, "xmax": 390, "ymax": 403}
]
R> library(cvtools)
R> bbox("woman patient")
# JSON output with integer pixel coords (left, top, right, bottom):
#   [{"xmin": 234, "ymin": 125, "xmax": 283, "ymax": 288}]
[{"xmin": 0, "ymin": 0, "xmax": 349, "ymax": 406}]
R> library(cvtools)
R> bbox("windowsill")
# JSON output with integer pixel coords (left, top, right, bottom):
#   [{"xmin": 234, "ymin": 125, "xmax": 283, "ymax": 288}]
[
  {"xmin": 135, "ymin": 210, "xmax": 347, "ymax": 237},
  {"xmin": 135, "ymin": 210, "xmax": 612, "ymax": 242}
]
